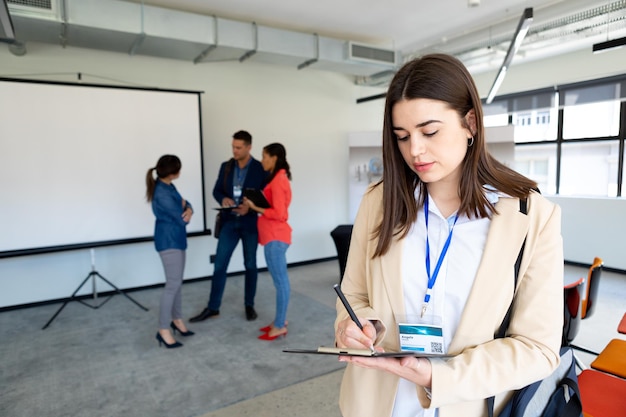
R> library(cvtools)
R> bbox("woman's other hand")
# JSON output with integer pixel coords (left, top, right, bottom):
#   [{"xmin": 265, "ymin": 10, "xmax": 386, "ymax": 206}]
[{"xmin": 343, "ymin": 354, "xmax": 433, "ymax": 389}]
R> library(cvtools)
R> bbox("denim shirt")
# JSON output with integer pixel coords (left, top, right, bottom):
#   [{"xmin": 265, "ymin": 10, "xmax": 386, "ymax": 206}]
[{"xmin": 152, "ymin": 179, "xmax": 191, "ymax": 251}]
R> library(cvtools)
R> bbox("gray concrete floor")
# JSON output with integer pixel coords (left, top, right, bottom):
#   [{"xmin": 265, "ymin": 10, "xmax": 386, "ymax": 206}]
[
  {"xmin": 2, "ymin": 260, "xmax": 623, "ymax": 417},
  {"xmin": 199, "ymin": 261, "xmax": 626, "ymax": 417}
]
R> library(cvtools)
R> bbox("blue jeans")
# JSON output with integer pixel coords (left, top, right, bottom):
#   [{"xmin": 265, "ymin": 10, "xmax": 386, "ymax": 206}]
[
  {"xmin": 208, "ymin": 218, "xmax": 258, "ymax": 310},
  {"xmin": 264, "ymin": 240, "xmax": 290, "ymax": 328}
]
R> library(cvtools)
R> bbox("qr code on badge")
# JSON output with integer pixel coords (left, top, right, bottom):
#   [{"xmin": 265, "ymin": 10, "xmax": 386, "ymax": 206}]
[{"xmin": 431, "ymin": 342, "xmax": 443, "ymax": 353}]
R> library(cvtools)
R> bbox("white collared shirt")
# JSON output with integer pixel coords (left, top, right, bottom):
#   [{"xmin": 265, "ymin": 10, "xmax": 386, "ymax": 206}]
[{"xmin": 392, "ymin": 189, "xmax": 500, "ymax": 417}]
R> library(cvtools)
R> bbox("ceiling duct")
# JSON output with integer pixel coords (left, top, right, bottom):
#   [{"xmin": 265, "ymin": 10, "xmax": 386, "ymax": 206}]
[
  {"xmin": 355, "ymin": 69, "xmax": 397, "ymax": 87},
  {"xmin": 5, "ymin": 0, "xmax": 399, "ymax": 78}
]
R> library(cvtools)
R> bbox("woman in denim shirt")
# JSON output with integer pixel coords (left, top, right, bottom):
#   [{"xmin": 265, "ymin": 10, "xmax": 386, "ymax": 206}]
[{"xmin": 146, "ymin": 154, "xmax": 194, "ymax": 348}]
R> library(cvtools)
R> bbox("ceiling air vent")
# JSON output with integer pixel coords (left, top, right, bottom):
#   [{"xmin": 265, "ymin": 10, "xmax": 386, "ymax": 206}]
[
  {"xmin": 7, "ymin": 0, "xmax": 57, "ymax": 18},
  {"xmin": 7, "ymin": 0, "xmax": 52, "ymax": 9},
  {"xmin": 347, "ymin": 41, "xmax": 397, "ymax": 66}
]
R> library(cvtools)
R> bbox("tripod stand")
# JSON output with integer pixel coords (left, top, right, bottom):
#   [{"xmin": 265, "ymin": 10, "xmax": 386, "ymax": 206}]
[{"xmin": 42, "ymin": 249, "xmax": 149, "ymax": 329}]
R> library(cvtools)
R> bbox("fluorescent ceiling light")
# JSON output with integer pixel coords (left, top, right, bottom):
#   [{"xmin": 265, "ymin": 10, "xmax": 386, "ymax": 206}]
[
  {"xmin": 486, "ymin": 7, "xmax": 533, "ymax": 104},
  {"xmin": 592, "ymin": 36, "xmax": 626, "ymax": 53},
  {"xmin": 0, "ymin": 0, "xmax": 15, "ymax": 40},
  {"xmin": 486, "ymin": 67, "xmax": 507, "ymax": 104}
]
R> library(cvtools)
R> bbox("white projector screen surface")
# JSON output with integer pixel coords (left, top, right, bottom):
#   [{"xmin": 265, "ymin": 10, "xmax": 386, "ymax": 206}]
[{"xmin": 0, "ymin": 79, "xmax": 206, "ymax": 256}]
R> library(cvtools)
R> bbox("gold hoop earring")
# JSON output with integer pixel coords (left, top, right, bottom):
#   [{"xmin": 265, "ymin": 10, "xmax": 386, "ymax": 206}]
[{"xmin": 467, "ymin": 137, "xmax": 475, "ymax": 147}]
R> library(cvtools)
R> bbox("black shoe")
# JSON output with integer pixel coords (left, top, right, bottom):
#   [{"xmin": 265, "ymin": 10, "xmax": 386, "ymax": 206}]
[
  {"xmin": 155, "ymin": 332, "xmax": 183, "ymax": 349},
  {"xmin": 246, "ymin": 306, "xmax": 258, "ymax": 321},
  {"xmin": 189, "ymin": 308, "xmax": 220, "ymax": 322},
  {"xmin": 170, "ymin": 322, "xmax": 195, "ymax": 336}
]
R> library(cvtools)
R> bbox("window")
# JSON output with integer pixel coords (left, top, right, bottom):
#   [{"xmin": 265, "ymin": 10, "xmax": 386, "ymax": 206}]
[
  {"xmin": 486, "ymin": 90, "xmax": 558, "ymax": 143},
  {"xmin": 514, "ymin": 144, "xmax": 557, "ymax": 194},
  {"xmin": 486, "ymin": 77, "xmax": 626, "ymax": 197},
  {"xmin": 563, "ymin": 100, "xmax": 620, "ymax": 139},
  {"xmin": 559, "ymin": 141, "xmax": 619, "ymax": 197},
  {"xmin": 512, "ymin": 108, "xmax": 558, "ymax": 143}
]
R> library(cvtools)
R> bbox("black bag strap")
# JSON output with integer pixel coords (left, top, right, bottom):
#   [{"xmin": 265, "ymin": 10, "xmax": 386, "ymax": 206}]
[
  {"xmin": 560, "ymin": 378, "xmax": 583, "ymax": 417},
  {"xmin": 487, "ymin": 197, "xmax": 528, "ymax": 417},
  {"xmin": 496, "ymin": 197, "xmax": 528, "ymax": 338}
]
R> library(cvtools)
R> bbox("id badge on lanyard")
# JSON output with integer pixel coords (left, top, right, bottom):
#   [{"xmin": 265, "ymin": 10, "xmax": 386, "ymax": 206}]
[{"xmin": 397, "ymin": 315, "xmax": 445, "ymax": 354}]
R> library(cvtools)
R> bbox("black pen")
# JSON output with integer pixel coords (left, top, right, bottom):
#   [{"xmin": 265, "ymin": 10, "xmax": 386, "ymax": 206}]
[{"xmin": 333, "ymin": 284, "xmax": 375, "ymax": 353}]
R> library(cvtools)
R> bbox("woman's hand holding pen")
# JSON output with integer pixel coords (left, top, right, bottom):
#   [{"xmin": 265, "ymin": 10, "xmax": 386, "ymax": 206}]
[
  {"xmin": 337, "ymin": 320, "xmax": 433, "ymax": 389},
  {"xmin": 335, "ymin": 317, "xmax": 377, "ymax": 351},
  {"xmin": 336, "ymin": 316, "xmax": 433, "ymax": 388}
]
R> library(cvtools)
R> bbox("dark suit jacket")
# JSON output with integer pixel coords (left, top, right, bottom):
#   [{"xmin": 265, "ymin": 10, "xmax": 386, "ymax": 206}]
[{"xmin": 212, "ymin": 157, "xmax": 267, "ymax": 227}]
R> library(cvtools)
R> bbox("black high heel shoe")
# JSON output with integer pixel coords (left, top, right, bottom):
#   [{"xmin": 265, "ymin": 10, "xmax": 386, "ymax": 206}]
[
  {"xmin": 155, "ymin": 332, "xmax": 183, "ymax": 349},
  {"xmin": 170, "ymin": 322, "xmax": 195, "ymax": 337}
]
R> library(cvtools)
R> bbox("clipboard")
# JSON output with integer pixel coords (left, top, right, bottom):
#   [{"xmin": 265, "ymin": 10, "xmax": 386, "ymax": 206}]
[
  {"xmin": 243, "ymin": 188, "xmax": 270, "ymax": 208},
  {"xmin": 283, "ymin": 346, "xmax": 451, "ymax": 358}
]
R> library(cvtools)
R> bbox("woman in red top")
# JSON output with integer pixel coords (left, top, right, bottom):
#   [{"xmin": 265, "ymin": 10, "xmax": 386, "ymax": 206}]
[{"xmin": 244, "ymin": 143, "xmax": 292, "ymax": 340}]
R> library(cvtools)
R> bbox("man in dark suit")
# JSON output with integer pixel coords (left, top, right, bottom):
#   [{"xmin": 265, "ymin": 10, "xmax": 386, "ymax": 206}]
[{"xmin": 190, "ymin": 130, "xmax": 268, "ymax": 322}]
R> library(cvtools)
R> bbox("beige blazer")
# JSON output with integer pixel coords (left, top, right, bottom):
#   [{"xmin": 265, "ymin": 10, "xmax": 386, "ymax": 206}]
[{"xmin": 336, "ymin": 184, "xmax": 563, "ymax": 417}]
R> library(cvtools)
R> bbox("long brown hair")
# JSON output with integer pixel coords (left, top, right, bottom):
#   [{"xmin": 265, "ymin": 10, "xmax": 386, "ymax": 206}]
[
  {"xmin": 373, "ymin": 54, "xmax": 537, "ymax": 257},
  {"xmin": 145, "ymin": 154, "xmax": 181, "ymax": 202}
]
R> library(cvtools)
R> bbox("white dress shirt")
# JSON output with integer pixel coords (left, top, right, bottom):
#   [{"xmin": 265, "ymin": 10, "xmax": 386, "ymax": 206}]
[{"xmin": 392, "ymin": 189, "xmax": 500, "ymax": 417}]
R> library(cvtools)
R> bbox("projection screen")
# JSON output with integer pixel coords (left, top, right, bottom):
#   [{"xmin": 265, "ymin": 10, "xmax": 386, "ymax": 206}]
[{"xmin": 0, "ymin": 78, "xmax": 206, "ymax": 257}]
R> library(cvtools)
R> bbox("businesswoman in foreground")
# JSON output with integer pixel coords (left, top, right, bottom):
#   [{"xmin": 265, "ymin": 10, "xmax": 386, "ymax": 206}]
[
  {"xmin": 146, "ymin": 154, "xmax": 195, "ymax": 349},
  {"xmin": 334, "ymin": 54, "xmax": 563, "ymax": 416},
  {"xmin": 244, "ymin": 143, "xmax": 292, "ymax": 341}
]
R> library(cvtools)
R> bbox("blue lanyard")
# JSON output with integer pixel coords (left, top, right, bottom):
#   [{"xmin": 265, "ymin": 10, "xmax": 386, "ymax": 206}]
[{"xmin": 422, "ymin": 197, "xmax": 458, "ymax": 317}]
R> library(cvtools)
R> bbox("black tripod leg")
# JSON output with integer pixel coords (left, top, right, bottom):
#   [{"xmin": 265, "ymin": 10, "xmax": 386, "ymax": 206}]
[
  {"xmin": 95, "ymin": 272, "xmax": 149, "ymax": 311},
  {"xmin": 42, "ymin": 272, "xmax": 93, "ymax": 329}
]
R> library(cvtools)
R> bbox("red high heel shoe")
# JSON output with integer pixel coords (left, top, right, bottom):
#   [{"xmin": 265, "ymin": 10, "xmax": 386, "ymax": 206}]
[
  {"xmin": 259, "ymin": 321, "xmax": 288, "ymax": 333},
  {"xmin": 258, "ymin": 329, "xmax": 288, "ymax": 341}
]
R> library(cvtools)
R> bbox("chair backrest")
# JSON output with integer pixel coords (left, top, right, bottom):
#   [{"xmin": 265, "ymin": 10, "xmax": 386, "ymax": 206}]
[
  {"xmin": 562, "ymin": 277, "xmax": 585, "ymax": 346},
  {"xmin": 582, "ymin": 257, "xmax": 603, "ymax": 320}
]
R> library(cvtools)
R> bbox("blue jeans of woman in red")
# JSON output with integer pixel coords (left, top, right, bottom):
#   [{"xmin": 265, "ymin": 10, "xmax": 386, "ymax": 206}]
[{"xmin": 264, "ymin": 240, "xmax": 290, "ymax": 328}]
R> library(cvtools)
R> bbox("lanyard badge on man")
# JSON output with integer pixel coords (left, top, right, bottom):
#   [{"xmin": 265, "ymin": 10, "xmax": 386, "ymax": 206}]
[{"xmin": 422, "ymin": 197, "xmax": 458, "ymax": 318}]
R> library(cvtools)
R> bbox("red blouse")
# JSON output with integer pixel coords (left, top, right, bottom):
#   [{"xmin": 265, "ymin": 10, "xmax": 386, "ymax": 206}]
[{"xmin": 258, "ymin": 169, "xmax": 292, "ymax": 245}]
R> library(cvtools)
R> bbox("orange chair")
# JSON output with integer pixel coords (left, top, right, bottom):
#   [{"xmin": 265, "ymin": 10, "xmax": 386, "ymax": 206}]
[
  {"xmin": 590, "ymin": 338, "xmax": 626, "ymax": 379},
  {"xmin": 580, "ymin": 257, "xmax": 603, "ymax": 320},
  {"xmin": 578, "ymin": 369, "xmax": 626, "ymax": 417},
  {"xmin": 568, "ymin": 257, "xmax": 604, "ymax": 359}
]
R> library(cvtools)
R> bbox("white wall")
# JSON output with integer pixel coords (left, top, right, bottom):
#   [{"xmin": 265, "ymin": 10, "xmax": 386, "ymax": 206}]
[
  {"xmin": 548, "ymin": 196, "xmax": 626, "ymax": 271},
  {"xmin": 0, "ymin": 42, "xmax": 385, "ymax": 308}
]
